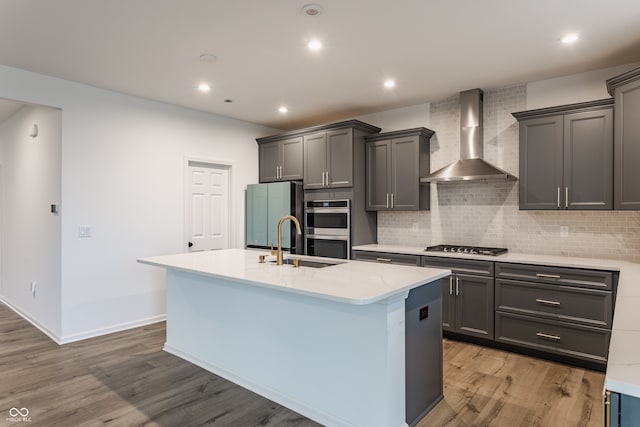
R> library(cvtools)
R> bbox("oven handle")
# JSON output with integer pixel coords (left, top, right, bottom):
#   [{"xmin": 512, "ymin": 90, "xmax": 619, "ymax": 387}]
[
  {"xmin": 306, "ymin": 234, "xmax": 349, "ymax": 241},
  {"xmin": 305, "ymin": 208, "xmax": 350, "ymax": 214}
]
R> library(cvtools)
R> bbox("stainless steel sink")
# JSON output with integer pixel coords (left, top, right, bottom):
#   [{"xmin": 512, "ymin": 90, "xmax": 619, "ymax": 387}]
[{"xmin": 269, "ymin": 258, "xmax": 343, "ymax": 268}]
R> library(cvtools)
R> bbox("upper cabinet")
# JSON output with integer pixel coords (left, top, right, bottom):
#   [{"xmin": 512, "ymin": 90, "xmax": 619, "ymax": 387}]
[
  {"xmin": 258, "ymin": 136, "xmax": 303, "ymax": 182},
  {"xmin": 513, "ymin": 99, "xmax": 614, "ymax": 210},
  {"xmin": 364, "ymin": 128, "xmax": 434, "ymax": 211},
  {"xmin": 607, "ymin": 66, "xmax": 640, "ymax": 210},
  {"xmin": 304, "ymin": 128, "xmax": 354, "ymax": 189},
  {"xmin": 256, "ymin": 120, "xmax": 381, "ymax": 186}
]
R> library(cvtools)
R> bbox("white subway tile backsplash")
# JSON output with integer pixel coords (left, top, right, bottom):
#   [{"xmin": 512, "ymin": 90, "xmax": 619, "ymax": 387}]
[{"xmin": 378, "ymin": 84, "xmax": 640, "ymax": 263}]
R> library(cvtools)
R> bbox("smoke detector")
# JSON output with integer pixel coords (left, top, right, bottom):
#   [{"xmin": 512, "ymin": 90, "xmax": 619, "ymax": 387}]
[{"xmin": 302, "ymin": 3, "xmax": 323, "ymax": 16}]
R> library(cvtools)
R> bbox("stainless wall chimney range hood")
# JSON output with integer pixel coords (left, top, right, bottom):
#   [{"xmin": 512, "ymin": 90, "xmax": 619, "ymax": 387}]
[{"xmin": 421, "ymin": 89, "xmax": 516, "ymax": 183}]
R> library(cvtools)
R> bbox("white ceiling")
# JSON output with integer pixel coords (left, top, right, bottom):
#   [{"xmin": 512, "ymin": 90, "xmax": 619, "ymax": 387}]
[{"xmin": 1, "ymin": 1, "xmax": 639, "ymax": 130}]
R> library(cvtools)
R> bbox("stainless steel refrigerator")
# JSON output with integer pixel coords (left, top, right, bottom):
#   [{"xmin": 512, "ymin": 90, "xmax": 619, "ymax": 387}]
[{"xmin": 245, "ymin": 181, "xmax": 304, "ymax": 254}]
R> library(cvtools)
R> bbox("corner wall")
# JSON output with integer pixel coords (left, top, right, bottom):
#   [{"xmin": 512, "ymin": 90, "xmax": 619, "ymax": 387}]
[{"xmin": 0, "ymin": 105, "xmax": 62, "ymax": 338}]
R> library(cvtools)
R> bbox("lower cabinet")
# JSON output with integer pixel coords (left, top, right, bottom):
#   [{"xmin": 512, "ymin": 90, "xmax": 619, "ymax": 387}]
[
  {"xmin": 495, "ymin": 262, "xmax": 614, "ymax": 369},
  {"xmin": 606, "ymin": 391, "xmax": 640, "ymax": 427},
  {"xmin": 422, "ymin": 257, "xmax": 494, "ymax": 340}
]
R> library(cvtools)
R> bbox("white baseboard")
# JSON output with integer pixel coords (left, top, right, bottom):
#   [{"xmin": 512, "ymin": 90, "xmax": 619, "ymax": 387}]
[
  {"xmin": 0, "ymin": 296, "xmax": 62, "ymax": 344},
  {"xmin": 59, "ymin": 314, "xmax": 166, "ymax": 344},
  {"xmin": 0, "ymin": 296, "xmax": 165, "ymax": 345},
  {"xmin": 163, "ymin": 343, "xmax": 358, "ymax": 427}
]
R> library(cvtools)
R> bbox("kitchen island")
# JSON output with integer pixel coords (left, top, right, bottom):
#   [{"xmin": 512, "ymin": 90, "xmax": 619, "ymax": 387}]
[{"xmin": 138, "ymin": 249, "xmax": 450, "ymax": 427}]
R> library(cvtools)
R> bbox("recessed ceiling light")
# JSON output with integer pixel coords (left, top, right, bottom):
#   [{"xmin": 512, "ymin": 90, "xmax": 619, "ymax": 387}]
[
  {"xmin": 302, "ymin": 3, "xmax": 323, "ymax": 16},
  {"xmin": 278, "ymin": 106, "xmax": 288, "ymax": 114},
  {"xmin": 561, "ymin": 33, "xmax": 579, "ymax": 44},
  {"xmin": 384, "ymin": 79, "xmax": 396, "ymax": 89},
  {"xmin": 307, "ymin": 39, "xmax": 322, "ymax": 51},
  {"xmin": 198, "ymin": 83, "xmax": 211, "ymax": 93}
]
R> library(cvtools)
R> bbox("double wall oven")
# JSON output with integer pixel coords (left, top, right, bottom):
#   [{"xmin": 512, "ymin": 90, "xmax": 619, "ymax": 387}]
[{"xmin": 305, "ymin": 200, "xmax": 351, "ymax": 259}]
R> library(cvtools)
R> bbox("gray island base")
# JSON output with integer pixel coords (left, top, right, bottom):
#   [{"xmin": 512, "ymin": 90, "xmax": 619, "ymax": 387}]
[{"xmin": 138, "ymin": 249, "xmax": 449, "ymax": 427}]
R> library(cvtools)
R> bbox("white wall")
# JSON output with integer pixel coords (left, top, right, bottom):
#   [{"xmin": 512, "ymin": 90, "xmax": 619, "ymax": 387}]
[
  {"xmin": 0, "ymin": 105, "xmax": 62, "ymax": 338},
  {"xmin": 0, "ymin": 64, "xmax": 277, "ymax": 343},
  {"xmin": 526, "ymin": 62, "xmax": 640, "ymax": 109},
  {"xmin": 355, "ymin": 103, "xmax": 430, "ymax": 133}
]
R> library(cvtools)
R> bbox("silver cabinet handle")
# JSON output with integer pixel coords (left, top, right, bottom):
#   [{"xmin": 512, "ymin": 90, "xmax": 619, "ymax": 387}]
[
  {"xmin": 325, "ymin": 171, "xmax": 329, "ymax": 187},
  {"xmin": 455, "ymin": 277, "xmax": 460, "ymax": 296},
  {"xmin": 375, "ymin": 257, "xmax": 392, "ymax": 263},
  {"xmin": 536, "ymin": 332, "xmax": 561, "ymax": 341},
  {"xmin": 390, "ymin": 193, "xmax": 394, "ymax": 209},
  {"xmin": 449, "ymin": 276, "xmax": 453, "ymax": 295},
  {"xmin": 536, "ymin": 273, "xmax": 561, "ymax": 279},
  {"xmin": 279, "ymin": 166, "xmax": 283, "ymax": 179},
  {"xmin": 557, "ymin": 187, "xmax": 560, "ymax": 208},
  {"xmin": 276, "ymin": 166, "xmax": 280, "ymax": 180},
  {"xmin": 386, "ymin": 193, "xmax": 389, "ymax": 209},
  {"xmin": 565, "ymin": 187, "xmax": 569, "ymax": 208},
  {"xmin": 535, "ymin": 298, "xmax": 561, "ymax": 306},
  {"xmin": 321, "ymin": 171, "xmax": 325, "ymax": 186}
]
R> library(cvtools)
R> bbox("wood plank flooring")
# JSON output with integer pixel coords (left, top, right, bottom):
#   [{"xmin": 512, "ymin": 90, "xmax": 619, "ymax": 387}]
[
  {"xmin": 1, "ymin": 303, "xmax": 604, "ymax": 426},
  {"xmin": 418, "ymin": 339, "xmax": 604, "ymax": 427}
]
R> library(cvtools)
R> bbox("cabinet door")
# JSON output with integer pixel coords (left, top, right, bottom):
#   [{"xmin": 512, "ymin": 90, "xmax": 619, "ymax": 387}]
[
  {"xmin": 365, "ymin": 140, "xmax": 392, "ymax": 210},
  {"xmin": 519, "ymin": 116, "xmax": 564, "ymax": 209},
  {"xmin": 246, "ymin": 184, "xmax": 268, "ymax": 246},
  {"xmin": 266, "ymin": 182, "xmax": 292, "ymax": 249},
  {"xmin": 564, "ymin": 109, "xmax": 613, "ymax": 209},
  {"xmin": 259, "ymin": 141, "xmax": 280, "ymax": 183},
  {"xmin": 326, "ymin": 128, "xmax": 353, "ymax": 187},
  {"xmin": 391, "ymin": 136, "xmax": 420, "ymax": 210},
  {"xmin": 280, "ymin": 136, "xmax": 304, "ymax": 181},
  {"xmin": 303, "ymin": 132, "xmax": 327, "ymax": 189},
  {"xmin": 454, "ymin": 274, "xmax": 494, "ymax": 339},
  {"xmin": 614, "ymin": 80, "xmax": 640, "ymax": 209}
]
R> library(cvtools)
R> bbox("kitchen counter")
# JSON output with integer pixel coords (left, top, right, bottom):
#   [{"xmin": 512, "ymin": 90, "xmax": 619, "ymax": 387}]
[
  {"xmin": 354, "ymin": 244, "xmax": 640, "ymax": 399},
  {"xmin": 138, "ymin": 249, "xmax": 449, "ymax": 427}
]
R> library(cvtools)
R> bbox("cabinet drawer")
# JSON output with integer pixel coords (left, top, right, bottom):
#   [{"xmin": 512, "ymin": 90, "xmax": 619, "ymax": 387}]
[
  {"xmin": 352, "ymin": 251, "xmax": 421, "ymax": 266},
  {"xmin": 496, "ymin": 262, "xmax": 613, "ymax": 290},
  {"xmin": 422, "ymin": 256, "xmax": 493, "ymax": 276},
  {"xmin": 495, "ymin": 312, "xmax": 610, "ymax": 363},
  {"xmin": 496, "ymin": 279, "xmax": 613, "ymax": 328}
]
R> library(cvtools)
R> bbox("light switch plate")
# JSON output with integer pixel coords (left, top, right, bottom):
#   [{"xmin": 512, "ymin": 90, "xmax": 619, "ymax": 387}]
[{"xmin": 78, "ymin": 226, "xmax": 92, "ymax": 238}]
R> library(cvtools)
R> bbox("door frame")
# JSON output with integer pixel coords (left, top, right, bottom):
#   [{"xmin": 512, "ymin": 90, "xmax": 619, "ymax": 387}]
[{"xmin": 184, "ymin": 157, "xmax": 235, "ymax": 252}]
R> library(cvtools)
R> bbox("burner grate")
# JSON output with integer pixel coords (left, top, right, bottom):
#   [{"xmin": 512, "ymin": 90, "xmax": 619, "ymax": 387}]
[{"xmin": 425, "ymin": 244, "xmax": 508, "ymax": 256}]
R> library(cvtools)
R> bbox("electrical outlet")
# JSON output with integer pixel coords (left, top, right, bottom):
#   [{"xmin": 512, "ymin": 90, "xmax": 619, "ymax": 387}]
[
  {"xmin": 412, "ymin": 222, "xmax": 419, "ymax": 232},
  {"xmin": 560, "ymin": 226, "xmax": 569, "ymax": 238},
  {"xmin": 419, "ymin": 306, "xmax": 429, "ymax": 321}
]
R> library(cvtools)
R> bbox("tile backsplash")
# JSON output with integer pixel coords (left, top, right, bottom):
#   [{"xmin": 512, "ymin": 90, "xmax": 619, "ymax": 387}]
[{"xmin": 377, "ymin": 84, "xmax": 640, "ymax": 263}]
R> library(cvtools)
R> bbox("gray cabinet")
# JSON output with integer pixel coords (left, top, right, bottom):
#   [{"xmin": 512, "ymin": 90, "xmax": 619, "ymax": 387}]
[
  {"xmin": 364, "ymin": 128, "xmax": 434, "ymax": 211},
  {"xmin": 495, "ymin": 262, "xmax": 615, "ymax": 367},
  {"xmin": 304, "ymin": 128, "xmax": 353, "ymax": 189},
  {"xmin": 513, "ymin": 99, "xmax": 614, "ymax": 210},
  {"xmin": 607, "ymin": 66, "xmax": 640, "ymax": 209},
  {"xmin": 606, "ymin": 391, "xmax": 640, "ymax": 427},
  {"xmin": 352, "ymin": 250, "xmax": 421, "ymax": 266},
  {"xmin": 258, "ymin": 136, "xmax": 303, "ymax": 182},
  {"xmin": 422, "ymin": 257, "xmax": 494, "ymax": 340}
]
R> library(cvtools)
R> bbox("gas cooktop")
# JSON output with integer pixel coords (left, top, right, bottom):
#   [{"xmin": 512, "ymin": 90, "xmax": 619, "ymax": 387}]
[{"xmin": 425, "ymin": 245, "xmax": 508, "ymax": 256}]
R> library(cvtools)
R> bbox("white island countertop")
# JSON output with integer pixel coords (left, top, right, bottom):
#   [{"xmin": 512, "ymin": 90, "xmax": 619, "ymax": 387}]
[
  {"xmin": 138, "ymin": 248, "xmax": 450, "ymax": 305},
  {"xmin": 354, "ymin": 243, "xmax": 640, "ymax": 399}
]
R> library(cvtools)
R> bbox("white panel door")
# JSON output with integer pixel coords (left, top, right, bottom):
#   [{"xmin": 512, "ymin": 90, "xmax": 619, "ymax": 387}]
[{"xmin": 187, "ymin": 163, "xmax": 230, "ymax": 251}]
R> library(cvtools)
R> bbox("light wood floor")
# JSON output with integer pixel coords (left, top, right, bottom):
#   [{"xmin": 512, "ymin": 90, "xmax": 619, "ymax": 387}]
[{"xmin": 1, "ymin": 303, "xmax": 604, "ymax": 426}]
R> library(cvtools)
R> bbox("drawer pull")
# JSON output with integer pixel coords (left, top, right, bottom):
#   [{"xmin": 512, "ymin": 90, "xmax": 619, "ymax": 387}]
[
  {"xmin": 376, "ymin": 258, "xmax": 392, "ymax": 263},
  {"xmin": 536, "ymin": 332, "xmax": 561, "ymax": 341},
  {"xmin": 535, "ymin": 273, "xmax": 561, "ymax": 279},
  {"xmin": 455, "ymin": 277, "xmax": 460, "ymax": 296},
  {"xmin": 449, "ymin": 276, "xmax": 453, "ymax": 295},
  {"xmin": 535, "ymin": 298, "xmax": 561, "ymax": 307}
]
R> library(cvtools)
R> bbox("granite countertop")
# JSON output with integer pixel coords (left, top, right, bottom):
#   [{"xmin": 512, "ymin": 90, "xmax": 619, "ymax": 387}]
[
  {"xmin": 353, "ymin": 243, "xmax": 640, "ymax": 398},
  {"xmin": 138, "ymin": 248, "xmax": 450, "ymax": 306}
]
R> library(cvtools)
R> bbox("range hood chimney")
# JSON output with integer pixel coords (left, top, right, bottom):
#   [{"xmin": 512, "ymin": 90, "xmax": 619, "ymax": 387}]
[{"xmin": 421, "ymin": 89, "xmax": 516, "ymax": 183}]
